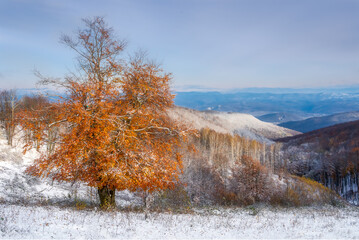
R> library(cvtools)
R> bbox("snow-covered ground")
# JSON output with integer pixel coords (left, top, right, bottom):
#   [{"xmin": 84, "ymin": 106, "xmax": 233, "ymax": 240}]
[{"xmin": 1, "ymin": 204, "xmax": 359, "ymax": 239}]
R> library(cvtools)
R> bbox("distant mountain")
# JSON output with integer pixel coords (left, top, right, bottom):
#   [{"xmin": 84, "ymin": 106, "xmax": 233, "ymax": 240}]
[
  {"xmin": 174, "ymin": 90, "xmax": 359, "ymax": 116},
  {"xmin": 168, "ymin": 106, "xmax": 299, "ymax": 143},
  {"xmin": 277, "ymin": 120, "xmax": 359, "ymax": 204},
  {"xmin": 277, "ymin": 119, "xmax": 359, "ymax": 144},
  {"xmin": 257, "ymin": 112, "xmax": 317, "ymax": 124},
  {"xmin": 8, "ymin": 87, "xmax": 359, "ymax": 117},
  {"xmin": 278, "ymin": 111, "xmax": 359, "ymax": 133},
  {"xmin": 175, "ymin": 85, "xmax": 359, "ymax": 94}
]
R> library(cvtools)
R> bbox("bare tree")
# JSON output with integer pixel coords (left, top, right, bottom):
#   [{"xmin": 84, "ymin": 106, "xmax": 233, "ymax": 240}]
[
  {"xmin": 0, "ymin": 89, "xmax": 19, "ymax": 146},
  {"xmin": 19, "ymin": 95, "xmax": 59, "ymax": 153}
]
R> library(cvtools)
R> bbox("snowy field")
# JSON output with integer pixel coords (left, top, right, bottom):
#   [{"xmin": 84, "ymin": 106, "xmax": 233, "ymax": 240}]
[{"xmin": 1, "ymin": 204, "xmax": 359, "ymax": 239}]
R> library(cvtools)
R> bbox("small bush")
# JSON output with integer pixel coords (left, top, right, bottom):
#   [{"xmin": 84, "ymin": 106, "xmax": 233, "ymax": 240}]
[
  {"xmin": 152, "ymin": 184, "xmax": 192, "ymax": 212},
  {"xmin": 229, "ymin": 156, "xmax": 272, "ymax": 205},
  {"xmin": 214, "ymin": 188, "xmax": 238, "ymax": 206},
  {"xmin": 75, "ymin": 200, "xmax": 88, "ymax": 210}
]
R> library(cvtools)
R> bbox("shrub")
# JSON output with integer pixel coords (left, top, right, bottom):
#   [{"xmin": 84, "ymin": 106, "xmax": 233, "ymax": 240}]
[
  {"xmin": 151, "ymin": 184, "xmax": 192, "ymax": 212},
  {"xmin": 269, "ymin": 175, "xmax": 341, "ymax": 207}
]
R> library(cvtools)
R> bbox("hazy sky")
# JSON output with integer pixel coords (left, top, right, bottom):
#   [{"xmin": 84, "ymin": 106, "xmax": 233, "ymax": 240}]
[{"xmin": 1, "ymin": 0, "xmax": 359, "ymax": 90}]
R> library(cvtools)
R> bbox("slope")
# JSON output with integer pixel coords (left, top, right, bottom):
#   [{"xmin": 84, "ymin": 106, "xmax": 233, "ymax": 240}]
[{"xmin": 168, "ymin": 106, "xmax": 299, "ymax": 143}]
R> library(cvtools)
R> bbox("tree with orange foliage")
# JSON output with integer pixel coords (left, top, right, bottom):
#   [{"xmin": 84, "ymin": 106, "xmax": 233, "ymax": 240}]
[{"xmin": 24, "ymin": 17, "xmax": 191, "ymax": 209}]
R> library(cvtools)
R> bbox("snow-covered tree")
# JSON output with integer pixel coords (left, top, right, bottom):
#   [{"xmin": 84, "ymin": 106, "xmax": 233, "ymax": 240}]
[{"xmin": 24, "ymin": 17, "xmax": 191, "ymax": 209}]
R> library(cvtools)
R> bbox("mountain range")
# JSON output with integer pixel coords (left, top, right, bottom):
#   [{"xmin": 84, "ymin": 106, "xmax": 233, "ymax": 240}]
[
  {"xmin": 174, "ymin": 89, "xmax": 359, "ymax": 116},
  {"xmin": 278, "ymin": 111, "xmax": 359, "ymax": 133}
]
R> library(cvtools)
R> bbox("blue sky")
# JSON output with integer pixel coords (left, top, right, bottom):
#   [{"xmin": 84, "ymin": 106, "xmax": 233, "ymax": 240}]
[{"xmin": 1, "ymin": 0, "xmax": 359, "ymax": 90}]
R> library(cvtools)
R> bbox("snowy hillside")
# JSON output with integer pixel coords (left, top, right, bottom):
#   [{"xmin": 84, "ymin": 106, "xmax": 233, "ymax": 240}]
[{"xmin": 168, "ymin": 107, "xmax": 299, "ymax": 143}]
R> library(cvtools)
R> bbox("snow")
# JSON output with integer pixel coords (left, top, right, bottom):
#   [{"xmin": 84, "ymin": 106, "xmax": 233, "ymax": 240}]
[
  {"xmin": 1, "ymin": 204, "xmax": 359, "ymax": 239},
  {"xmin": 168, "ymin": 107, "xmax": 299, "ymax": 143}
]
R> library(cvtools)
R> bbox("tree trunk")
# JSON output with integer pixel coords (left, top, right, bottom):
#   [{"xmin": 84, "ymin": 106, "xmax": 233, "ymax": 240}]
[
  {"xmin": 98, "ymin": 185, "xmax": 116, "ymax": 209},
  {"xmin": 143, "ymin": 191, "xmax": 149, "ymax": 219}
]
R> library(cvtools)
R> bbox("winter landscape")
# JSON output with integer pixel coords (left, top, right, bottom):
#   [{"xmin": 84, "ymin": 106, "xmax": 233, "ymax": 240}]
[
  {"xmin": 1, "ymin": 127, "xmax": 359, "ymax": 239},
  {"xmin": 2, "ymin": 0, "xmax": 359, "ymax": 239}
]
